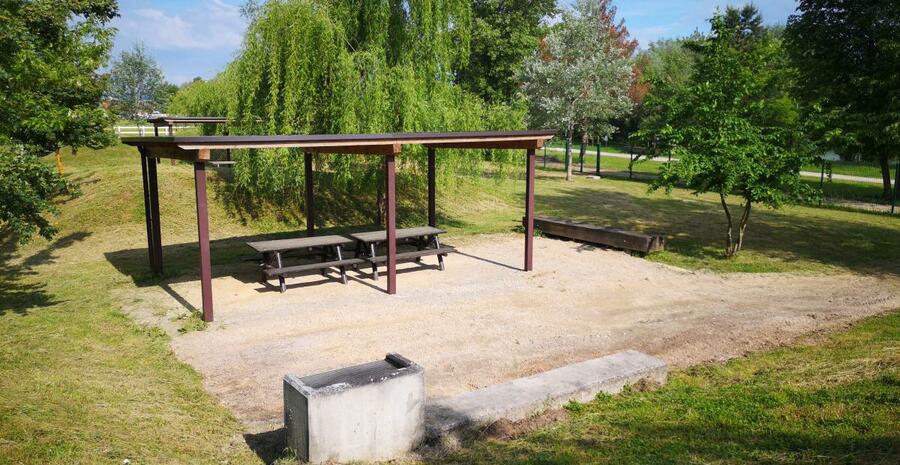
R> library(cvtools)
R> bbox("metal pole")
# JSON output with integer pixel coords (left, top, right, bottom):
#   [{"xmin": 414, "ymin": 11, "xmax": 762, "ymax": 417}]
[
  {"xmin": 819, "ymin": 161, "xmax": 826, "ymax": 206},
  {"xmin": 892, "ymin": 159, "xmax": 899, "ymax": 214},
  {"xmin": 305, "ymin": 152, "xmax": 315, "ymax": 236},
  {"xmin": 194, "ymin": 162, "xmax": 213, "ymax": 322},
  {"xmin": 564, "ymin": 139, "xmax": 569, "ymax": 173},
  {"xmin": 543, "ymin": 146, "xmax": 547, "ymax": 169},
  {"xmin": 140, "ymin": 152, "xmax": 157, "ymax": 272},
  {"xmin": 427, "ymin": 148, "xmax": 436, "ymax": 227},
  {"xmin": 595, "ymin": 143, "xmax": 601, "ymax": 176},
  {"xmin": 525, "ymin": 148, "xmax": 536, "ymax": 271},
  {"xmin": 147, "ymin": 152, "xmax": 162, "ymax": 274},
  {"xmin": 385, "ymin": 154, "xmax": 397, "ymax": 295},
  {"xmin": 579, "ymin": 141, "xmax": 584, "ymax": 173}
]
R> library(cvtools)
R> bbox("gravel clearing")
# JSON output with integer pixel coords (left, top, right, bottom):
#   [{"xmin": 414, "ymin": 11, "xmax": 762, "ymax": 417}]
[{"xmin": 125, "ymin": 234, "xmax": 900, "ymax": 431}]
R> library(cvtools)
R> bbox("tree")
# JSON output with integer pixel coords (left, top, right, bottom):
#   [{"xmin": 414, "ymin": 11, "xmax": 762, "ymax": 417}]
[
  {"xmin": 0, "ymin": 147, "xmax": 74, "ymax": 242},
  {"xmin": 456, "ymin": 0, "xmax": 557, "ymax": 103},
  {"xmin": 154, "ymin": 82, "xmax": 180, "ymax": 114},
  {"xmin": 786, "ymin": 0, "xmax": 900, "ymax": 199},
  {"xmin": 723, "ymin": 3, "xmax": 765, "ymax": 47},
  {"xmin": 521, "ymin": 0, "xmax": 633, "ymax": 180},
  {"xmin": 0, "ymin": 0, "xmax": 116, "ymax": 242},
  {"xmin": 633, "ymin": 39, "xmax": 698, "ymax": 150},
  {"xmin": 106, "ymin": 43, "xmax": 165, "ymax": 121},
  {"xmin": 175, "ymin": 0, "xmax": 526, "ymax": 226},
  {"xmin": 649, "ymin": 13, "xmax": 813, "ymax": 257}
]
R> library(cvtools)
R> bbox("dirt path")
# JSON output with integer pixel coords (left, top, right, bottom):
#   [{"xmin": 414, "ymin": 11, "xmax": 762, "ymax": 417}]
[{"xmin": 124, "ymin": 234, "xmax": 900, "ymax": 432}]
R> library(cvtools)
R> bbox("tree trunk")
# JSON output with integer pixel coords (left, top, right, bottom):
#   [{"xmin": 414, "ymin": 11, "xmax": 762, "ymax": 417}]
[
  {"xmin": 565, "ymin": 134, "xmax": 573, "ymax": 181},
  {"xmin": 719, "ymin": 193, "xmax": 734, "ymax": 257},
  {"xmin": 579, "ymin": 132, "xmax": 588, "ymax": 173},
  {"xmin": 375, "ymin": 187, "xmax": 385, "ymax": 226},
  {"xmin": 735, "ymin": 200, "xmax": 752, "ymax": 254},
  {"xmin": 55, "ymin": 148, "xmax": 64, "ymax": 175},
  {"xmin": 879, "ymin": 152, "xmax": 893, "ymax": 199}
]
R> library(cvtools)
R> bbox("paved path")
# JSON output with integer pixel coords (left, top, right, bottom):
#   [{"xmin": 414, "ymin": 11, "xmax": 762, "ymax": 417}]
[{"xmin": 545, "ymin": 147, "xmax": 886, "ymax": 184}]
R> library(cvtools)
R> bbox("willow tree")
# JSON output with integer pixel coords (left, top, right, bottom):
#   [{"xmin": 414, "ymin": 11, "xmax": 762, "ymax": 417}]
[{"xmin": 171, "ymin": 0, "xmax": 525, "ymax": 226}]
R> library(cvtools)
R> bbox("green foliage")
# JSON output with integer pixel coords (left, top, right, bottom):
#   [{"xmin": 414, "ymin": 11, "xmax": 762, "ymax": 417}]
[
  {"xmin": 634, "ymin": 39, "xmax": 698, "ymax": 148},
  {"xmin": 173, "ymin": 0, "xmax": 526, "ymax": 222},
  {"xmin": 648, "ymin": 13, "xmax": 814, "ymax": 257},
  {"xmin": 456, "ymin": 0, "xmax": 557, "ymax": 103},
  {"xmin": 0, "ymin": 0, "xmax": 116, "ymax": 242},
  {"xmin": 521, "ymin": 0, "xmax": 634, "ymax": 179},
  {"xmin": 0, "ymin": 147, "xmax": 75, "ymax": 242},
  {"xmin": 786, "ymin": 0, "xmax": 900, "ymax": 199},
  {"xmin": 106, "ymin": 43, "xmax": 166, "ymax": 121}
]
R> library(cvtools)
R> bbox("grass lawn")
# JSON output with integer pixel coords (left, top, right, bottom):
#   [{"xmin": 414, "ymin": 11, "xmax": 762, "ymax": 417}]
[
  {"xmin": 802, "ymin": 159, "xmax": 896, "ymax": 180},
  {"xmin": 431, "ymin": 310, "xmax": 900, "ymax": 465},
  {"xmin": 1, "ymin": 142, "xmax": 898, "ymax": 464}
]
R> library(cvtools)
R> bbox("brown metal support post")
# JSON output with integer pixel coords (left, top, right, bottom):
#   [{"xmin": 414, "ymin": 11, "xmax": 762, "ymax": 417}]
[
  {"xmin": 305, "ymin": 152, "xmax": 315, "ymax": 236},
  {"xmin": 194, "ymin": 162, "xmax": 214, "ymax": 322},
  {"xmin": 525, "ymin": 148, "xmax": 536, "ymax": 271},
  {"xmin": 427, "ymin": 148, "xmax": 436, "ymax": 227},
  {"xmin": 147, "ymin": 152, "xmax": 163, "ymax": 274},
  {"xmin": 140, "ymin": 152, "xmax": 157, "ymax": 271},
  {"xmin": 386, "ymin": 154, "xmax": 397, "ymax": 294}
]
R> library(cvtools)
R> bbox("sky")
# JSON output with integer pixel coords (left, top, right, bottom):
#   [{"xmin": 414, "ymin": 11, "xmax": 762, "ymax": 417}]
[{"xmin": 110, "ymin": 0, "xmax": 800, "ymax": 85}]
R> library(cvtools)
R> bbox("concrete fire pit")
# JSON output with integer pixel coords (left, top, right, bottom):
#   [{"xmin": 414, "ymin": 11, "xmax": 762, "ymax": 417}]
[{"xmin": 283, "ymin": 353, "xmax": 424, "ymax": 463}]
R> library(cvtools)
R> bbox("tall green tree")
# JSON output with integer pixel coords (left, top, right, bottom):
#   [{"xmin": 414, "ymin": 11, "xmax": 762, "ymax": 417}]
[
  {"xmin": 0, "ymin": 0, "xmax": 117, "ymax": 242},
  {"xmin": 521, "ymin": 0, "xmax": 633, "ymax": 180},
  {"xmin": 649, "ymin": 13, "xmax": 813, "ymax": 257},
  {"xmin": 106, "ymin": 43, "xmax": 165, "ymax": 121},
  {"xmin": 786, "ymin": 0, "xmax": 900, "ymax": 199},
  {"xmin": 172, "ymin": 0, "xmax": 526, "ymax": 225},
  {"xmin": 456, "ymin": 0, "xmax": 557, "ymax": 103}
]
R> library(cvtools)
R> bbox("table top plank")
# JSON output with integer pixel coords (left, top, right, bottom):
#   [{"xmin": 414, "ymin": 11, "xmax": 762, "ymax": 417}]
[
  {"xmin": 247, "ymin": 234, "xmax": 354, "ymax": 253},
  {"xmin": 349, "ymin": 226, "xmax": 445, "ymax": 243}
]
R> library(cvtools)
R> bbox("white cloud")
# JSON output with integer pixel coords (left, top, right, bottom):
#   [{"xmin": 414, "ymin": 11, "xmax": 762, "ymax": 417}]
[{"xmin": 115, "ymin": 0, "xmax": 245, "ymax": 51}]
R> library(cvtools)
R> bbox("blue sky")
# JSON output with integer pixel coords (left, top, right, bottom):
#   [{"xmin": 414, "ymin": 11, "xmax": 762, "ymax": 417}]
[{"xmin": 111, "ymin": 0, "xmax": 799, "ymax": 85}]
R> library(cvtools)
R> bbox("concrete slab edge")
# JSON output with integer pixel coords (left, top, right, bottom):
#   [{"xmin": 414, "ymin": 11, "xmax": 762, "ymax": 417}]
[{"xmin": 424, "ymin": 350, "xmax": 667, "ymax": 441}]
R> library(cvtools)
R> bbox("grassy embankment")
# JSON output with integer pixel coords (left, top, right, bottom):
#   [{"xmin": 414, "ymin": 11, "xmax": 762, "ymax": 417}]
[{"xmin": 1, "ymin": 142, "xmax": 898, "ymax": 464}]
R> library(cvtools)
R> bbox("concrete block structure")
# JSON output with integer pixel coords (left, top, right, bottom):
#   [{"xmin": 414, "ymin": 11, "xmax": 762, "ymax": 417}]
[{"xmin": 284, "ymin": 353, "xmax": 425, "ymax": 463}]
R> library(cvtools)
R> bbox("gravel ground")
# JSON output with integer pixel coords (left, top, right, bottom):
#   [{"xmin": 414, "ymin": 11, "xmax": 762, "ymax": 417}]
[{"xmin": 123, "ymin": 234, "xmax": 900, "ymax": 432}]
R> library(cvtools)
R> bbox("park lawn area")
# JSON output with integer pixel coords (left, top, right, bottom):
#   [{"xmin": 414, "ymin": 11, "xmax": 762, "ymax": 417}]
[
  {"xmin": 1, "ymin": 143, "xmax": 899, "ymax": 464},
  {"xmin": 802, "ymin": 159, "xmax": 896, "ymax": 180},
  {"xmin": 540, "ymin": 150, "xmax": 664, "ymax": 175},
  {"xmin": 545, "ymin": 139, "xmax": 627, "ymax": 154},
  {"xmin": 432, "ymin": 310, "xmax": 900, "ymax": 465}
]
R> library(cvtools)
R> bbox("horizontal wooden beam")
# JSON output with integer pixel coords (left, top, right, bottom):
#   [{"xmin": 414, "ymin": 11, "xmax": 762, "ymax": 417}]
[
  {"xmin": 308, "ymin": 143, "xmax": 401, "ymax": 155},
  {"xmin": 139, "ymin": 145, "xmax": 208, "ymax": 161},
  {"xmin": 424, "ymin": 139, "xmax": 544, "ymax": 150}
]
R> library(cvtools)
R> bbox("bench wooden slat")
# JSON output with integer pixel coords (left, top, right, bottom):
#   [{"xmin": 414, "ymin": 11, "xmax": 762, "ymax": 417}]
[
  {"xmin": 264, "ymin": 258, "xmax": 367, "ymax": 278},
  {"xmin": 365, "ymin": 246, "xmax": 455, "ymax": 264},
  {"xmin": 349, "ymin": 226, "xmax": 445, "ymax": 244},
  {"xmin": 532, "ymin": 216, "xmax": 665, "ymax": 254},
  {"xmin": 247, "ymin": 234, "xmax": 355, "ymax": 253}
]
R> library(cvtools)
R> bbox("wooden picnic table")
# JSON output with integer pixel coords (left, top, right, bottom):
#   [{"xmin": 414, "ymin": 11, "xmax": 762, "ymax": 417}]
[
  {"xmin": 247, "ymin": 235, "xmax": 364, "ymax": 292},
  {"xmin": 349, "ymin": 226, "xmax": 455, "ymax": 280}
]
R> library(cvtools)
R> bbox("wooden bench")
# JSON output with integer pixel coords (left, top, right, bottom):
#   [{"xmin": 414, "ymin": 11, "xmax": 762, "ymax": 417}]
[
  {"xmin": 349, "ymin": 226, "xmax": 454, "ymax": 280},
  {"xmin": 247, "ymin": 235, "xmax": 360, "ymax": 292},
  {"xmin": 531, "ymin": 216, "xmax": 665, "ymax": 254}
]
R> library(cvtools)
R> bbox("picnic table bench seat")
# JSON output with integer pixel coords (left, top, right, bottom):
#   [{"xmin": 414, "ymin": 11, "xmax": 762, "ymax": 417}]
[
  {"xmin": 349, "ymin": 226, "xmax": 453, "ymax": 280},
  {"xmin": 247, "ymin": 234, "xmax": 358, "ymax": 292}
]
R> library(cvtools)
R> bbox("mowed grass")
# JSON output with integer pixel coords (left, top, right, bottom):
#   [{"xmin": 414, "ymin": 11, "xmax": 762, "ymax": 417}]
[
  {"xmin": 430, "ymin": 311, "xmax": 900, "ymax": 465},
  {"xmin": 1, "ymin": 142, "xmax": 898, "ymax": 464}
]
